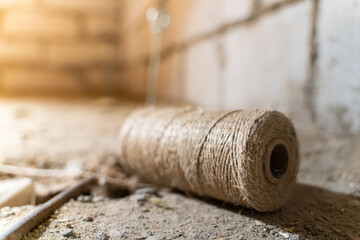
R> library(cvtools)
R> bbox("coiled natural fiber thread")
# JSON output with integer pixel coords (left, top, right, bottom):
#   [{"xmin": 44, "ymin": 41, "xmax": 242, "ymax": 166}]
[{"xmin": 118, "ymin": 107, "xmax": 299, "ymax": 212}]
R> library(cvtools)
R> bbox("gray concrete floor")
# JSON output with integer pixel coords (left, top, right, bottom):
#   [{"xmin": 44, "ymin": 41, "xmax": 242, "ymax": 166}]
[{"xmin": 0, "ymin": 98, "xmax": 359, "ymax": 240}]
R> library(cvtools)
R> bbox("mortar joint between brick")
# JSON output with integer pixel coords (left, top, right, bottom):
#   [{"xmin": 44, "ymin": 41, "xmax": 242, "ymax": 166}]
[
  {"xmin": 252, "ymin": 0, "xmax": 262, "ymax": 17},
  {"xmin": 305, "ymin": 0, "xmax": 319, "ymax": 123}
]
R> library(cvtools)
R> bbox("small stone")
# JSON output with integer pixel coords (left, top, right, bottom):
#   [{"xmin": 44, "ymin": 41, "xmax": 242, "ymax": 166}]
[
  {"xmin": 258, "ymin": 233, "xmax": 266, "ymax": 237},
  {"xmin": 77, "ymin": 195, "xmax": 92, "ymax": 202},
  {"xmin": 98, "ymin": 232, "xmax": 109, "ymax": 240},
  {"xmin": 130, "ymin": 193, "xmax": 149, "ymax": 202},
  {"xmin": 255, "ymin": 220, "xmax": 264, "ymax": 226},
  {"xmin": 149, "ymin": 197, "xmax": 168, "ymax": 209},
  {"xmin": 290, "ymin": 234, "xmax": 300, "ymax": 240},
  {"xmin": 62, "ymin": 229, "xmax": 74, "ymax": 238},
  {"xmin": 270, "ymin": 230, "xmax": 276, "ymax": 235},
  {"xmin": 135, "ymin": 188, "xmax": 157, "ymax": 195},
  {"xmin": 83, "ymin": 216, "xmax": 94, "ymax": 222},
  {"xmin": 109, "ymin": 230, "xmax": 124, "ymax": 238},
  {"xmin": 190, "ymin": 232, "xmax": 200, "ymax": 239},
  {"xmin": 92, "ymin": 196, "xmax": 105, "ymax": 203},
  {"xmin": 65, "ymin": 223, "xmax": 73, "ymax": 229},
  {"xmin": 145, "ymin": 236, "xmax": 158, "ymax": 240},
  {"xmin": 279, "ymin": 231, "xmax": 290, "ymax": 238}
]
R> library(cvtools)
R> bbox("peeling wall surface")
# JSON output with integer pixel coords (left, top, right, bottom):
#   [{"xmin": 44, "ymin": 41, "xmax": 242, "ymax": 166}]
[{"xmin": 119, "ymin": 0, "xmax": 360, "ymax": 134}]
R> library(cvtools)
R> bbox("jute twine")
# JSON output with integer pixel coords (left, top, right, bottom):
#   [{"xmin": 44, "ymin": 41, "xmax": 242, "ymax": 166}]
[{"xmin": 118, "ymin": 107, "xmax": 299, "ymax": 212}]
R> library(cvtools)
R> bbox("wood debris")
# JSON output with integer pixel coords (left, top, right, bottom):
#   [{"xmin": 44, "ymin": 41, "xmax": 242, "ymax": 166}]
[{"xmin": 0, "ymin": 178, "xmax": 34, "ymax": 208}]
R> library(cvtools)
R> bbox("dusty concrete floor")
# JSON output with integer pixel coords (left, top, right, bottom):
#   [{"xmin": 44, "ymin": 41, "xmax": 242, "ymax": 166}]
[{"xmin": 0, "ymin": 98, "xmax": 359, "ymax": 240}]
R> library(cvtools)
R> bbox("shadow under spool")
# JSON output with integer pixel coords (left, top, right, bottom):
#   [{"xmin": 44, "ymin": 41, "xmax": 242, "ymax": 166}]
[{"xmin": 118, "ymin": 107, "xmax": 299, "ymax": 212}]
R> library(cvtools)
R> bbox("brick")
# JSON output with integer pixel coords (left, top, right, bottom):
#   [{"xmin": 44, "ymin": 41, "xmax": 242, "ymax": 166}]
[
  {"xmin": 182, "ymin": 39, "xmax": 221, "ymax": 108},
  {"xmin": 42, "ymin": 0, "xmax": 117, "ymax": 15},
  {"xmin": 49, "ymin": 42, "xmax": 116, "ymax": 67},
  {"xmin": 119, "ymin": 0, "xmax": 153, "ymax": 61},
  {"xmin": 163, "ymin": 0, "xmax": 221, "ymax": 49},
  {"xmin": 223, "ymin": 0, "xmax": 312, "ymax": 114},
  {"xmin": 85, "ymin": 68, "xmax": 121, "ymax": 94},
  {"xmin": 120, "ymin": 0, "xmax": 253, "ymax": 63},
  {"xmin": 0, "ymin": 178, "xmax": 34, "ymax": 208},
  {"xmin": 2, "ymin": 11, "xmax": 78, "ymax": 37},
  {"xmin": 0, "ymin": 0, "xmax": 35, "ymax": 10},
  {"xmin": 121, "ymin": 0, "xmax": 155, "ymax": 28},
  {"xmin": 85, "ymin": 17, "xmax": 117, "ymax": 37},
  {"xmin": 221, "ymin": 0, "xmax": 254, "ymax": 23},
  {"xmin": 0, "ymin": 40, "xmax": 44, "ymax": 64},
  {"xmin": 119, "ymin": 65, "xmax": 147, "ymax": 99},
  {"xmin": 162, "ymin": 0, "xmax": 253, "ymax": 50},
  {"xmin": 158, "ymin": 52, "xmax": 182, "ymax": 102},
  {"xmin": 315, "ymin": 0, "xmax": 360, "ymax": 133},
  {"xmin": 2, "ymin": 68, "xmax": 82, "ymax": 95},
  {"xmin": 120, "ymin": 26, "xmax": 151, "ymax": 64}
]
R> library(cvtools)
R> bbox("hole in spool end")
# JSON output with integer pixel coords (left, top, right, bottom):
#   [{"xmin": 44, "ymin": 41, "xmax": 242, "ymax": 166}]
[{"xmin": 270, "ymin": 144, "xmax": 289, "ymax": 178}]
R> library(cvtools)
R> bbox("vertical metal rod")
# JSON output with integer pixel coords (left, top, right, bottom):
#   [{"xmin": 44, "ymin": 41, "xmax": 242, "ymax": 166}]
[
  {"xmin": 146, "ymin": 34, "xmax": 163, "ymax": 105},
  {"xmin": 145, "ymin": 1, "xmax": 170, "ymax": 106}
]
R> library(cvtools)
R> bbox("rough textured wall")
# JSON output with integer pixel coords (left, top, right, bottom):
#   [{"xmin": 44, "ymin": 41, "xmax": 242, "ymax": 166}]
[
  {"xmin": 119, "ymin": 0, "xmax": 360, "ymax": 134},
  {"xmin": 314, "ymin": 0, "xmax": 360, "ymax": 134},
  {"xmin": 0, "ymin": 0, "xmax": 122, "ymax": 96},
  {"xmin": 119, "ymin": 0, "xmax": 314, "ymax": 129}
]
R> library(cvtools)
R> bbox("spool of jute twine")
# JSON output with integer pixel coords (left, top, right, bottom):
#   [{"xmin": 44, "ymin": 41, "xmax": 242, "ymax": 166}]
[{"xmin": 118, "ymin": 107, "xmax": 299, "ymax": 212}]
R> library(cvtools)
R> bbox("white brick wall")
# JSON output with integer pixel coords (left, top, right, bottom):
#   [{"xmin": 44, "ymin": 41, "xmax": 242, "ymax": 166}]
[
  {"xmin": 222, "ymin": 0, "xmax": 254, "ymax": 23},
  {"xmin": 120, "ymin": 0, "xmax": 255, "ymax": 66},
  {"xmin": 223, "ymin": 0, "xmax": 312, "ymax": 114},
  {"xmin": 2, "ymin": 0, "xmax": 359, "ymax": 133},
  {"xmin": 315, "ymin": 0, "xmax": 360, "ymax": 133},
  {"xmin": 164, "ymin": 0, "xmax": 221, "ymax": 47},
  {"xmin": 119, "ymin": 0, "xmax": 314, "ymax": 112},
  {"xmin": 183, "ymin": 39, "xmax": 221, "ymax": 108},
  {"xmin": 162, "ymin": 0, "xmax": 254, "ymax": 51},
  {"xmin": 119, "ymin": 0, "xmax": 360, "ymax": 133},
  {"xmin": 158, "ymin": 52, "xmax": 182, "ymax": 102}
]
